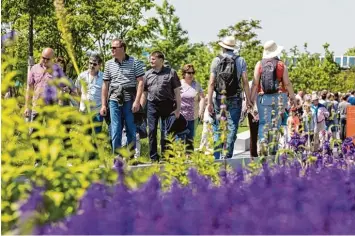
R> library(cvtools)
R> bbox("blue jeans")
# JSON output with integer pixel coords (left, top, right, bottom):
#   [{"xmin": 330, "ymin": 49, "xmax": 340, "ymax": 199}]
[
  {"xmin": 109, "ymin": 100, "xmax": 136, "ymax": 154},
  {"xmin": 185, "ymin": 119, "xmax": 197, "ymax": 152},
  {"xmin": 92, "ymin": 113, "xmax": 104, "ymax": 134},
  {"xmin": 256, "ymin": 93, "xmax": 287, "ymax": 142},
  {"xmin": 212, "ymin": 96, "xmax": 242, "ymax": 159}
]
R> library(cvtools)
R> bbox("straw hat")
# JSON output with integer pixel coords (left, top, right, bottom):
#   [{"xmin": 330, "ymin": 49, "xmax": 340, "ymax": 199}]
[
  {"xmin": 262, "ymin": 40, "xmax": 284, "ymax": 59},
  {"xmin": 218, "ymin": 36, "xmax": 237, "ymax": 50},
  {"xmin": 311, "ymin": 94, "xmax": 319, "ymax": 101}
]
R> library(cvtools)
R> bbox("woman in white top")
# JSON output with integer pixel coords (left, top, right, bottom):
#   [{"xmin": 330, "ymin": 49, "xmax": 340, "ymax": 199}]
[{"xmin": 75, "ymin": 54, "xmax": 104, "ymax": 134}]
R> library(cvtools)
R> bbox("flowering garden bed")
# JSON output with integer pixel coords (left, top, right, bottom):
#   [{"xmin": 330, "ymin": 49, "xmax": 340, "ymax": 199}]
[{"xmin": 17, "ymin": 136, "xmax": 355, "ymax": 235}]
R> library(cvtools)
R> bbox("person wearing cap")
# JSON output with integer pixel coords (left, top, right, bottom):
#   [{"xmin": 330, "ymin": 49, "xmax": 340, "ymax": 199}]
[
  {"xmin": 141, "ymin": 51, "xmax": 181, "ymax": 162},
  {"xmin": 311, "ymin": 94, "xmax": 329, "ymax": 151},
  {"xmin": 207, "ymin": 36, "xmax": 251, "ymax": 159},
  {"xmin": 250, "ymin": 40, "xmax": 296, "ymax": 149},
  {"xmin": 75, "ymin": 54, "xmax": 104, "ymax": 134}
]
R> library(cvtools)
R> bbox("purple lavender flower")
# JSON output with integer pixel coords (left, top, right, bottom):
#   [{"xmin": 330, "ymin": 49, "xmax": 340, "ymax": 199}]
[{"xmin": 43, "ymin": 85, "xmax": 57, "ymax": 105}]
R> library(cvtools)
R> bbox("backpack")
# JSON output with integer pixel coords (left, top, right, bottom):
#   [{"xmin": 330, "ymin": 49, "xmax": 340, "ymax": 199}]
[
  {"xmin": 260, "ymin": 58, "xmax": 280, "ymax": 94},
  {"xmin": 215, "ymin": 55, "xmax": 241, "ymax": 97}
]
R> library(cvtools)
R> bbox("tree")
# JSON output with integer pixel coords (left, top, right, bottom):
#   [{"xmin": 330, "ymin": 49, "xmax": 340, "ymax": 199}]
[
  {"xmin": 183, "ymin": 43, "xmax": 214, "ymax": 90},
  {"xmin": 345, "ymin": 47, "xmax": 355, "ymax": 56},
  {"xmin": 147, "ymin": 0, "xmax": 190, "ymax": 70},
  {"xmin": 2, "ymin": 0, "xmax": 158, "ymax": 80},
  {"xmin": 287, "ymin": 43, "xmax": 341, "ymax": 92}
]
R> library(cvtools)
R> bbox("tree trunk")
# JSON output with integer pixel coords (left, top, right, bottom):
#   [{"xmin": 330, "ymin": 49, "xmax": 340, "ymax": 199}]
[{"xmin": 28, "ymin": 11, "xmax": 34, "ymax": 76}]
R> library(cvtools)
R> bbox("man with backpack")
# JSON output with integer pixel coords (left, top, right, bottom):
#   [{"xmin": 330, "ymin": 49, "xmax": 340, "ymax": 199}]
[
  {"xmin": 207, "ymin": 36, "xmax": 252, "ymax": 159},
  {"xmin": 250, "ymin": 40, "xmax": 296, "ymax": 154}
]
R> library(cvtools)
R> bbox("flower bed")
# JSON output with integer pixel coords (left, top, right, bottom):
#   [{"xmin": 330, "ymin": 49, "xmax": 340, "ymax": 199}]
[{"xmin": 22, "ymin": 143, "xmax": 355, "ymax": 235}]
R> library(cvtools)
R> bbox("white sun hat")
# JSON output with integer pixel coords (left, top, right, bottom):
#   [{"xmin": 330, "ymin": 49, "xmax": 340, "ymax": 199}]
[
  {"xmin": 262, "ymin": 40, "xmax": 284, "ymax": 59},
  {"xmin": 218, "ymin": 36, "xmax": 237, "ymax": 50}
]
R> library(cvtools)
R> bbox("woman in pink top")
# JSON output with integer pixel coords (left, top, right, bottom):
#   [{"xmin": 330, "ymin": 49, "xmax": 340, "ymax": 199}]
[{"xmin": 180, "ymin": 64, "xmax": 205, "ymax": 152}]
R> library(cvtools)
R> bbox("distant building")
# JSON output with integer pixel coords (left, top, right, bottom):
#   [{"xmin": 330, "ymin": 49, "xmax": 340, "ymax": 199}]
[{"xmin": 284, "ymin": 55, "xmax": 355, "ymax": 69}]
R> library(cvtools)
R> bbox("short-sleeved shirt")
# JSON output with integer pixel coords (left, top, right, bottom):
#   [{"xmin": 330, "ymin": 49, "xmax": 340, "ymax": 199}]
[
  {"xmin": 180, "ymin": 80, "xmax": 203, "ymax": 121},
  {"xmin": 210, "ymin": 51, "xmax": 247, "ymax": 98},
  {"xmin": 338, "ymin": 101, "xmax": 350, "ymax": 119},
  {"xmin": 144, "ymin": 67, "xmax": 181, "ymax": 102},
  {"xmin": 103, "ymin": 55, "xmax": 144, "ymax": 102},
  {"xmin": 27, "ymin": 63, "xmax": 66, "ymax": 112},
  {"xmin": 287, "ymin": 115, "xmax": 300, "ymax": 132},
  {"xmin": 75, "ymin": 70, "xmax": 103, "ymax": 112}
]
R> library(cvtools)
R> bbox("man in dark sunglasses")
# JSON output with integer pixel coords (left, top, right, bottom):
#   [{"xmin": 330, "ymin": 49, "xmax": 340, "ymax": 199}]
[
  {"xmin": 25, "ymin": 48, "xmax": 65, "ymax": 117},
  {"xmin": 75, "ymin": 54, "xmax": 104, "ymax": 132},
  {"xmin": 100, "ymin": 38, "xmax": 145, "ymax": 158},
  {"xmin": 24, "ymin": 48, "xmax": 68, "ymax": 164}
]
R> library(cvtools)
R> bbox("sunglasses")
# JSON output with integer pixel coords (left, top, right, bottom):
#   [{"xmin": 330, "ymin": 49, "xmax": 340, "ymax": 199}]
[
  {"xmin": 42, "ymin": 56, "xmax": 51, "ymax": 61},
  {"xmin": 185, "ymin": 71, "xmax": 195, "ymax": 75},
  {"xmin": 89, "ymin": 62, "xmax": 98, "ymax": 66},
  {"xmin": 111, "ymin": 45, "xmax": 124, "ymax": 50}
]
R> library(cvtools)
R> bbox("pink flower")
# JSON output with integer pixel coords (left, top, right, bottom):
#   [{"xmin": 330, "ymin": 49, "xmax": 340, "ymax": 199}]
[
  {"xmin": 220, "ymin": 104, "xmax": 227, "ymax": 110},
  {"xmin": 220, "ymin": 116, "xmax": 227, "ymax": 121}
]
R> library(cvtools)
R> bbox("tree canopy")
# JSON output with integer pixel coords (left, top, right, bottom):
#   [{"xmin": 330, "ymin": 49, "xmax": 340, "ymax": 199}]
[{"xmin": 1, "ymin": 0, "xmax": 354, "ymax": 92}]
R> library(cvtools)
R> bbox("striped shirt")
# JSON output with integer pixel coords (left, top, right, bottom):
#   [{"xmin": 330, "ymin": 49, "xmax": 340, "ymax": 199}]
[{"xmin": 103, "ymin": 55, "xmax": 144, "ymax": 101}]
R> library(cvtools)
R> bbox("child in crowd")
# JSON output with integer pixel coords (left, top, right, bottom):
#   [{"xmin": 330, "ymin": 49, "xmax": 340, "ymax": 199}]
[{"xmin": 287, "ymin": 107, "xmax": 300, "ymax": 139}]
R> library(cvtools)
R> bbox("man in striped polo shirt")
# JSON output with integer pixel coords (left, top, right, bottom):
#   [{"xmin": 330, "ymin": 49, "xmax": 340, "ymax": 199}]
[{"xmin": 100, "ymin": 39, "xmax": 145, "ymax": 155}]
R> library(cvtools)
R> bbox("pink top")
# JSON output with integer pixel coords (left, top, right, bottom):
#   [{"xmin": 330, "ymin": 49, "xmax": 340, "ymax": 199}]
[
  {"xmin": 180, "ymin": 80, "xmax": 203, "ymax": 121},
  {"xmin": 27, "ymin": 63, "xmax": 65, "ymax": 112}
]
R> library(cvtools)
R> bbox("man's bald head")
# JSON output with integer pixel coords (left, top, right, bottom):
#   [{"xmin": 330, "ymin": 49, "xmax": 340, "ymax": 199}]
[
  {"xmin": 41, "ymin": 48, "xmax": 55, "ymax": 67},
  {"xmin": 42, "ymin": 48, "xmax": 54, "ymax": 58}
]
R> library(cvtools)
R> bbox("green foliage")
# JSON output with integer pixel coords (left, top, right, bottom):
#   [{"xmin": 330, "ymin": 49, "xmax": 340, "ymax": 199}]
[
  {"xmin": 1, "ymin": 47, "xmax": 224, "ymax": 234},
  {"xmin": 287, "ymin": 43, "xmax": 341, "ymax": 92},
  {"xmin": 345, "ymin": 47, "xmax": 355, "ymax": 56},
  {"xmin": 184, "ymin": 43, "xmax": 214, "ymax": 89},
  {"xmin": 161, "ymin": 136, "xmax": 222, "ymax": 189},
  {"xmin": 147, "ymin": 0, "xmax": 190, "ymax": 70},
  {"xmin": 1, "ymin": 53, "xmax": 119, "ymax": 234},
  {"xmin": 1, "ymin": 0, "xmax": 158, "ymax": 79}
]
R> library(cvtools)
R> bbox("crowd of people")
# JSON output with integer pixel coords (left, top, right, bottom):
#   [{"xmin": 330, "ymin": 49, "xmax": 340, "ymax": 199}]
[{"xmin": 23, "ymin": 36, "xmax": 355, "ymax": 164}]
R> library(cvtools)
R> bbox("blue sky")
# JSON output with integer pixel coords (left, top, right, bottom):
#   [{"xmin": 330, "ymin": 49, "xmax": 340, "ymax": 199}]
[{"xmin": 151, "ymin": 0, "xmax": 355, "ymax": 55}]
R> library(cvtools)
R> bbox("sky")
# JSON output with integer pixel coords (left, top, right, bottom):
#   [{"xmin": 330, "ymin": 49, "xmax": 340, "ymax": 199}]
[{"xmin": 151, "ymin": 0, "xmax": 355, "ymax": 55}]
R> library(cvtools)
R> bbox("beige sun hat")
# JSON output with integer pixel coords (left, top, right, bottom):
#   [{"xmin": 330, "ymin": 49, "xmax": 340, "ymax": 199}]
[
  {"xmin": 311, "ymin": 94, "xmax": 319, "ymax": 101},
  {"xmin": 218, "ymin": 36, "xmax": 237, "ymax": 50},
  {"xmin": 263, "ymin": 40, "xmax": 284, "ymax": 59}
]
